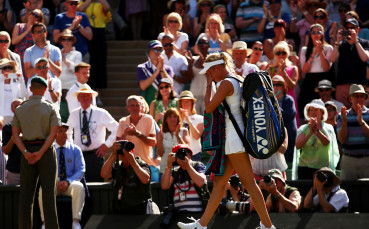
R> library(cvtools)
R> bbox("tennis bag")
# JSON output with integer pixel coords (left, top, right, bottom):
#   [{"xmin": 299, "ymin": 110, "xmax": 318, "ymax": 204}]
[{"xmin": 223, "ymin": 71, "xmax": 285, "ymax": 159}]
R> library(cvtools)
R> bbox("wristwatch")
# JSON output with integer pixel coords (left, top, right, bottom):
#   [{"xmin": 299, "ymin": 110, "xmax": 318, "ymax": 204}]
[
  {"xmin": 49, "ymin": 89, "xmax": 54, "ymax": 92},
  {"xmin": 137, "ymin": 132, "xmax": 143, "ymax": 138},
  {"xmin": 24, "ymin": 149, "xmax": 28, "ymax": 154}
]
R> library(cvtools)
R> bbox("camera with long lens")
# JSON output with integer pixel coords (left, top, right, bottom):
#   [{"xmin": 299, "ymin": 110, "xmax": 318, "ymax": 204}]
[
  {"xmin": 116, "ymin": 140, "xmax": 135, "ymax": 155},
  {"xmin": 229, "ymin": 174, "xmax": 241, "ymax": 190},
  {"xmin": 219, "ymin": 200, "xmax": 250, "ymax": 215},
  {"xmin": 263, "ymin": 175, "xmax": 274, "ymax": 186},
  {"xmin": 316, "ymin": 172, "xmax": 333, "ymax": 187}
]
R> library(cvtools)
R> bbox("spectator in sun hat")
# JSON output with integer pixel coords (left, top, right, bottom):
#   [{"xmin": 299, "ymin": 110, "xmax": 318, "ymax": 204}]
[
  {"xmin": 149, "ymin": 77, "xmax": 178, "ymax": 127},
  {"xmin": 337, "ymin": 84, "xmax": 369, "ymax": 179},
  {"xmin": 293, "ymin": 99, "xmax": 340, "ymax": 180},
  {"xmin": 330, "ymin": 18, "xmax": 369, "ymax": 108},
  {"xmin": 228, "ymin": 41, "xmax": 259, "ymax": 78},
  {"xmin": 137, "ymin": 40, "xmax": 174, "ymax": 106},
  {"xmin": 67, "ymin": 84, "xmax": 118, "ymax": 182},
  {"xmin": 303, "ymin": 167, "xmax": 349, "ymax": 213},
  {"xmin": 315, "ymin": 79, "xmax": 344, "ymax": 112},
  {"xmin": 178, "ymin": 90, "xmax": 204, "ymax": 162}
]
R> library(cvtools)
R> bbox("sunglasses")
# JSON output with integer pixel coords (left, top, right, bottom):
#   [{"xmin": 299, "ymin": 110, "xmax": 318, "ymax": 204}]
[
  {"xmin": 32, "ymin": 30, "xmax": 45, "ymax": 35},
  {"xmin": 1, "ymin": 66, "xmax": 13, "ymax": 71},
  {"xmin": 163, "ymin": 43, "xmax": 173, "ymax": 47},
  {"xmin": 168, "ymin": 20, "xmax": 179, "ymax": 24},
  {"xmin": 273, "ymin": 83, "xmax": 284, "ymax": 87},
  {"xmin": 31, "ymin": 12, "xmax": 41, "ymax": 19},
  {"xmin": 68, "ymin": 1, "xmax": 79, "ymax": 6},
  {"xmin": 275, "ymin": 51, "xmax": 287, "ymax": 56},
  {"xmin": 152, "ymin": 48, "xmax": 162, "ymax": 53},
  {"xmin": 159, "ymin": 85, "xmax": 170, "ymax": 90},
  {"xmin": 253, "ymin": 47, "xmax": 263, "ymax": 51},
  {"xmin": 352, "ymin": 94, "xmax": 367, "ymax": 99},
  {"xmin": 0, "ymin": 39, "xmax": 9, "ymax": 44},
  {"xmin": 314, "ymin": 15, "xmax": 326, "ymax": 20},
  {"xmin": 62, "ymin": 37, "xmax": 73, "ymax": 42},
  {"xmin": 326, "ymin": 108, "xmax": 336, "ymax": 112},
  {"xmin": 198, "ymin": 41, "xmax": 209, "ymax": 45},
  {"xmin": 318, "ymin": 88, "xmax": 330, "ymax": 92},
  {"xmin": 345, "ymin": 26, "xmax": 357, "ymax": 30},
  {"xmin": 200, "ymin": 3, "xmax": 212, "ymax": 7},
  {"xmin": 36, "ymin": 65, "xmax": 48, "ymax": 70},
  {"xmin": 310, "ymin": 30, "xmax": 323, "ymax": 35},
  {"xmin": 339, "ymin": 9, "xmax": 348, "ymax": 13}
]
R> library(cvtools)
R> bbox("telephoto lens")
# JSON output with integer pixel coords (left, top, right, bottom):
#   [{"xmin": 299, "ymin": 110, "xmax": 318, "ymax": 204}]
[
  {"xmin": 226, "ymin": 201, "xmax": 250, "ymax": 214},
  {"xmin": 263, "ymin": 175, "xmax": 274, "ymax": 186}
]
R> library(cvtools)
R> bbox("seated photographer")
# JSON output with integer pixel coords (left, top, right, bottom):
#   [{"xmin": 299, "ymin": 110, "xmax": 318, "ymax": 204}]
[
  {"xmin": 259, "ymin": 169, "xmax": 301, "ymax": 213},
  {"xmin": 161, "ymin": 144, "xmax": 209, "ymax": 212},
  {"xmin": 101, "ymin": 140, "xmax": 157, "ymax": 214},
  {"xmin": 303, "ymin": 167, "xmax": 349, "ymax": 213},
  {"xmin": 218, "ymin": 174, "xmax": 256, "ymax": 214}
]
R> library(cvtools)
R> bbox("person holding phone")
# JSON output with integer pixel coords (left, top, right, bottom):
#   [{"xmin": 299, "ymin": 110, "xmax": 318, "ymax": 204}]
[{"xmin": 329, "ymin": 18, "xmax": 369, "ymax": 108}]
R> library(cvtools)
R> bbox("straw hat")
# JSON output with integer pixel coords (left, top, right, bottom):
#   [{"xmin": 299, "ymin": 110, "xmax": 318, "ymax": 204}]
[
  {"xmin": 58, "ymin": 29, "xmax": 76, "ymax": 44},
  {"xmin": 73, "ymin": 84, "xmax": 98, "ymax": 98},
  {"xmin": 0, "ymin": 58, "xmax": 16, "ymax": 73},
  {"xmin": 227, "ymin": 41, "xmax": 253, "ymax": 56},
  {"xmin": 179, "ymin": 90, "xmax": 197, "ymax": 103}
]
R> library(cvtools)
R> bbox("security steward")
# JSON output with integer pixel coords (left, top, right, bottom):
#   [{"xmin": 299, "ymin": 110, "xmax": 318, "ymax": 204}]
[{"xmin": 12, "ymin": 76, "xmax": 61, "ymax": 229}]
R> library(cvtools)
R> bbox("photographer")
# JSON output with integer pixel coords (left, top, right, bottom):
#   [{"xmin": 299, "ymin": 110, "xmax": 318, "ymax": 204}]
[
  {"xmin": 101, "ymin": 140, "xmax": 155, "ymax": 214},
  {"xmin": 161, "ymin": 144, "xmax": 208, "ymax": 213},
  {"xmin": 329, "ymin": 18, "xmax": 369, "ymax": 107},
  {"xmin": 260, "ymin": 169, "xmax": 301, "ymax": 213},
  {"xmin": 218, "ymin": 174, "xmax": 255, "ymax": 215},
  {"xmin": 303, "ymin": 167, "xmax": 349, "ymax": 213}
]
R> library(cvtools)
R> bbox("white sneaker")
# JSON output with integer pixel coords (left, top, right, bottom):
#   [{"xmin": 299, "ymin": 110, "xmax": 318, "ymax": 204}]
[
  {"xmin": 258, "ymin": 221, "xmax": 276, "ymax": 229},
  {"xmin": 177, "ymin": 217, "xmax": 207, "ymax": 229},
  {"xmin": 72, "ymin": 222, "xmax": 82, "ymax": 229}
]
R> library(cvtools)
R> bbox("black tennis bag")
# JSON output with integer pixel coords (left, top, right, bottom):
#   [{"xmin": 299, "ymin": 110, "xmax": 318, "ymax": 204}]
[{"xmin": 223, "ymin": 71, "xmax": 285, "ymax": 159}]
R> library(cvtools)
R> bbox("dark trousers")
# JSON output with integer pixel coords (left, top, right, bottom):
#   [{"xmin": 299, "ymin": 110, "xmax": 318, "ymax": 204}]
[
  {"xmin": 298, "ymin": 166, "xmax": 319, "ymax": 180},
  {"xmin": 19, "ymin": 145, "xmax": 59, "ymax": 229},
  {"xmin": 83, "ymin": 150, "xmax": 104, "ymax": 182},
  {"xmin": 88, "ymin": 28, "xmax": 107, "ymax": 89}
]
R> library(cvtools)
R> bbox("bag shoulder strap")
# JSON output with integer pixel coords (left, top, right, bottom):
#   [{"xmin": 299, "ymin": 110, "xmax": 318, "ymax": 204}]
[{"xmin": 222, "ymin": 100, "xmax": 247, "ymax": 150}]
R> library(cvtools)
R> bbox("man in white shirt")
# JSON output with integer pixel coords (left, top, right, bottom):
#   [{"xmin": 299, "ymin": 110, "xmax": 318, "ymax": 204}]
[
  {"xmin": 27, "ymin": 58, "xmax": 62, "ymax": 109},
  {"xmin": 161, "ymin": 34, "xmax": 192, "ymax": 95},
  {"xmin": 66, "ymin": 62, "xmax": 96, "ymax": 113},
  {"xmin": 67, "ymin": 85, "xmax": 118, "ymax": 182},
  {"xmin": 231, "ymin": 41, "xmax": 259, "ymax": 78}
]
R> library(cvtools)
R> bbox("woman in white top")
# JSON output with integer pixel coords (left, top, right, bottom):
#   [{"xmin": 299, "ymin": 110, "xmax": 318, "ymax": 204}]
[
  {"xmin": 195, "ymin": 13, "xmax": 232, "ymax": 54},
  {"xmin": 58, "ymin": 29, "xmax": 82, "ymax": 91},
  {"xmin": 0, "ymin": 59, "xmax": 28, "ymax": 124},
  {"xmin": 178, "ymin": 90, "xmax": 204, "ymax": 162},
  {"xmin": 299, "ymin": 24, "xmax": 333, "ymax": 118},
  {"xmin": 157, "ymin": 108, "xmax": 190, "ymax": 174},
  {"xmin": 177, "ymin": 52, "xmax": 275, "ymax": 229},
  {"xmin": 158, "ymin": 12, "xmax": 189, "ymax": 55},
  {"xmin": 0, "ymin": 31, "xmax": 22, "ymax": 74}
]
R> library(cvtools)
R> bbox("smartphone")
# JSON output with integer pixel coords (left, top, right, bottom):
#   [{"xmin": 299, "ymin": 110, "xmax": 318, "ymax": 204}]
[{"xmin": 341, "ymin": 30, "xmax": 351, "ymax": 37}]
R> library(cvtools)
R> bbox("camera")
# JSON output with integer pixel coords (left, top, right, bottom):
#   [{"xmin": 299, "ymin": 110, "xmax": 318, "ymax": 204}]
[
  {"xmin": 116, "ymin": 140, "xmax": 134, "ymax": 155},
  {"xmin": 263, "ymin": 175, "xmax": 274, "ymax": 186},
  {"xmin": 341, "ymin": 30, "xmax": 351, "ymax": 37},
  {"xmin": 175, "ymin": 147, "xmax": 191, "ymax": 160},
  {"xmin": 316, "ymin": 172, "xmax": 333, "ymax": 187},
  {"xmin": 229, "ymin": 174, "xmax": 241, "ymax": 190}
]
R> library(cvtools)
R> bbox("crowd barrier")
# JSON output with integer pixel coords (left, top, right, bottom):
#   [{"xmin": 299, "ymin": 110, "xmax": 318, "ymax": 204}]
[{"xmin": 1, "ymin": 179, "xmax": 369, "ymax": 228}]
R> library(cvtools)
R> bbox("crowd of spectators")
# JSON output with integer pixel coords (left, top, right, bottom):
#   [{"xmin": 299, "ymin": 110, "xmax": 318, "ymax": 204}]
[{"xmin": 0, "ymin": 0, "xmax": 369, "ymax": 227}]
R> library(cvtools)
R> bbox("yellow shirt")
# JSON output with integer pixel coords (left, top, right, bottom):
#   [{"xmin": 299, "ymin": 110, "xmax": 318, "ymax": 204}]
[{"xmin": 80, "ymin": 1, "xmax": 112, "ymax": 28}]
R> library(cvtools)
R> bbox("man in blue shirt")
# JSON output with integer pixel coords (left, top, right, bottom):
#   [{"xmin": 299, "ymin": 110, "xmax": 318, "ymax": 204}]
[
  {"xmin": 53, "ymin": 0, "xmax": 92, "ymax": 61},
  {"xmin": 24, "ymin": 23, "xmax": 62, "ymax": 79},
  {"xmin": 39, "ymin": 123, "xmax": 86, "ymax": 229}
]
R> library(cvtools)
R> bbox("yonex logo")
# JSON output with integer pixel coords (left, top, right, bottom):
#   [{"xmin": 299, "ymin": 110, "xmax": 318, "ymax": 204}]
[{"xmin": 253, "ymin": 96, "xmax": 268, "ymax": 154}]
